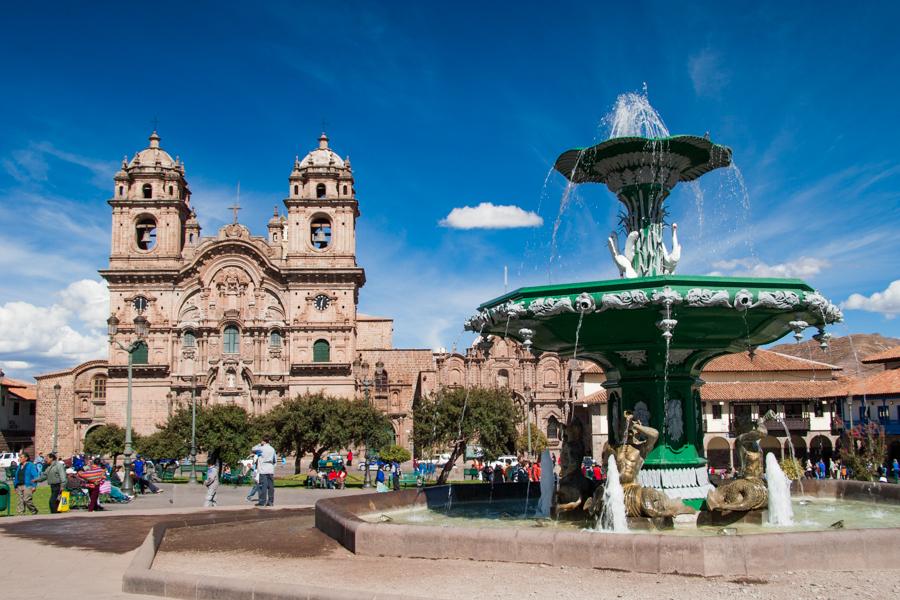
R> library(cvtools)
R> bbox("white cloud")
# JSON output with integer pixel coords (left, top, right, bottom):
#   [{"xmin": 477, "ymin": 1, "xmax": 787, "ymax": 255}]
[
  {"xmin": 688, "ymin": 49, "xmax": 730, "ymax": 97},
  {"xmin": 439, "ymin": 202, "xmax": 543, "ymax": 230},
  {"xmin": 709, "ymin": 256, "xmax": 829, "ymax": 279},
  {"xmin": 0, "ymin": 279, "xmax": 108, "ymax": 373},
  {"xmin": 0, "ymin": 360, "xmax": 31, "ymax": 370},
  {"xmin": 844, "ymin": 280, "xmax": 900, "ymax": 317}
]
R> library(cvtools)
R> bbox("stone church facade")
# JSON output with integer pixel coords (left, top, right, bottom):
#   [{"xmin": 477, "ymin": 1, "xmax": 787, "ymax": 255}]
[
  {"xmin": 34, "ymin": 132, "xmax": 580, "ymax": 459},
  {"xmin": 36, "ymin": 132, "xmax": 565, "ymax": 454}
]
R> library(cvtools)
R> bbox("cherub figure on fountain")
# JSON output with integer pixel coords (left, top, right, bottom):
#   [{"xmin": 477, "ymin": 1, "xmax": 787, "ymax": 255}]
[
  {"xmin": 705, "ymin": 410, "xmax": 776, "ymax": 513},
  {"xmin": 587, "ymin": 412, "xmax": 695, "ymax": 520}
]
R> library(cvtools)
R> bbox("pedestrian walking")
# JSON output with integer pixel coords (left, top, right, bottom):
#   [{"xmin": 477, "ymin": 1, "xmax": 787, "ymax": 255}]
[
  {"xmin": 252, "ymin": 437, "xmax": 277, "ymax": 507},
  {"xmin": 204, "ymin": 461, "xmax": 219, "ymax": 507},
  {"xmin": 246, "ymin": 452, "xmax": 261, "ymax": 501},
  {"xmin": 347, "ymin": 449, "xmax": 353, "ymax": 467},
  {"xmin": 892, "ymin": 458, "xmax": 900, "ymax": 484},
  {"xmin": 816, "ymin": 458, "xmax": 826, "ymax": 480},
  {"xmin": 35, "ymin": 453, "xmax": 45, "ymax": 475},
  {"xmin": 78, "ymin": 459, "xmax": 107, "ymax": 512},
  {"xmin": 34, "ymin": 452, "xmax": 67, "ymax": 513},
  {"xmin": 13, "ymin": 452, "xmax": 39, "ymax": 515}
]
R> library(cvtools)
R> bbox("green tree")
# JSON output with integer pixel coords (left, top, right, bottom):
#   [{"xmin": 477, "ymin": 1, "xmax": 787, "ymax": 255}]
[
  {"xmin": 379, "ymin": 444, "xmax": 412, "ymax": 464},
  {"xmin": 136, "ymin": 429, "xmax": 188, "ymax": 461},
  {"xmin": 841, "ymin": 423, "xmax": 888, "ymax": 481},
  {"xmin": 83, "ymin": 424, "xmax": 129, "ymax": 469},
  {"xmin": 268, "ymin": 392, "xmax": 394, "ymax": 473},
  {"xmin": 413, "ymin": 386, "xmax": 520, "ymax": 484},
  {"xmin": 515, "ymin": 422, "xmax": 549, "ymax": 459},
  {"xmin": 154, "ymin": 404, "xmax": 258, "ymax": 468}
]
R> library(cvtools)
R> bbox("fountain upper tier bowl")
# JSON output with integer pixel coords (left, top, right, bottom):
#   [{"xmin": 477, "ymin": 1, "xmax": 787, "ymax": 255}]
[
  {"xmin": 465, "ymin": 275, "xmax": 842, "ymax": 372},
  {"xmin": 554, "ymin": 135, "xmax": 732, "ymax": 192}
]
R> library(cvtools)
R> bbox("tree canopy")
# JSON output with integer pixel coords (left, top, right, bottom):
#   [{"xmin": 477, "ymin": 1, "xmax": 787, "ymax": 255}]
[
  {"xmin": 379, "ymin": 444, "xmax": 412, "ymax": 464},
  {"xmin": 515, "ymin": 422, "xmax": 549, "ymax": 459},
  {"xmin": 148, "ymin": 403, "xmax": 261, "ymax": 467},
  {"xmin": 413, "ymin": 386, "xmax": 520, "ymax": 484},
  {"xmin": 264, "ymin": 392, "xmax": 395, "ymax": 473},
  {"xmin": 83, "ymin": 424, "xmax": 128, "ymax": 466}
]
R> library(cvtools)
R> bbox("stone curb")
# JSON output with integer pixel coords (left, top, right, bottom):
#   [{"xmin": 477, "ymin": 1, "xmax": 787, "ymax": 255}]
[
  {"xmin": 315, "ymin": 481, "xmax": 900, "ymax": 577},
  {"xmin": 122, "ymin": 507, "xmax": 428, "ymax": 600}
]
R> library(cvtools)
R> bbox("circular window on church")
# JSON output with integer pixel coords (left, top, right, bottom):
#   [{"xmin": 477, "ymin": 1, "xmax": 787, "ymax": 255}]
[{"xmin": 136, "ymin": 216, "xmax": 158, "ymax": 251}]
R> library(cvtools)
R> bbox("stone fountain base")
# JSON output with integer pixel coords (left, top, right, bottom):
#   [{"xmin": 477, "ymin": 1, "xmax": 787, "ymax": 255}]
[
  {"xmin": 696, "ymin": 509, "xmax": 766, "ymax": 527},
  {"xmin": 315, "ymin": 480, "xmax": 900, "ymax": 577}
]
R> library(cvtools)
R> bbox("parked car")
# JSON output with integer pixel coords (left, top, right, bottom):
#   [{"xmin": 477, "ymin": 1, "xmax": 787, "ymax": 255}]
[
  {"xmin": 357, "ymin": 459, "xmax": 381, "ymax": 471},
  {"xmin": 422, "ymin": 453, "xmax": 453, "ymax": 467},
  {"xmin": 0, "ymin": 452, "xmax": 18, "ymax": 469}
]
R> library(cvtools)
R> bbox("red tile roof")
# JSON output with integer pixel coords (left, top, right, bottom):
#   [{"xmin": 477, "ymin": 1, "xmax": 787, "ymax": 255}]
[
  {"xmin": 582, "ymin": 389, "xmax": 607, "ymax": 404},
  {"xmin": 2, "ymin": 377, "xmax": 36, "ymax": 401},
  {"xmin": 833, "ymin": 369, "xmax": 900, "ymax": 397},
  {"xmin": 700, "ymin": 380, "xmax": 844, "ymax": 402},
  {"xmin": 703, "ymin": 350, "xmax": 840, "ymax": 373},
  {"xmin": 861, "ymin": 345, "xmax": 900, "ymax": 364}
]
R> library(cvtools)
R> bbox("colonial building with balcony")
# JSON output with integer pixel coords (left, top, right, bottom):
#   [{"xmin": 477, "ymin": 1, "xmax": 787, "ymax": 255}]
[
  {"xmin": 698, "ymin": 350, "xmax": 844, "ymax": 470},
  {"xmin": 829, "ymin": 345, "xmax": 900, "ymax": 462}
]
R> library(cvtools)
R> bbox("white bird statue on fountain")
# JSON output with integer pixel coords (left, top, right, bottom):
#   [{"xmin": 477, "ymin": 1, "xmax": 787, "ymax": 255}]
[
  {"xmin": 661, "ymin": 223, "xmax": 681, "ymax": 274},
  {"xmin": 608, "ymin": 230, "xmax": 639, "ymax": 279}
]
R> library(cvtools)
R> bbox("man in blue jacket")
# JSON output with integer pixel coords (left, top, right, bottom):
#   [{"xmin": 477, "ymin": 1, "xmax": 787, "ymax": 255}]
[{"xmin": 14, "ymin": 452, "xmax": 39, "ymax": 515}]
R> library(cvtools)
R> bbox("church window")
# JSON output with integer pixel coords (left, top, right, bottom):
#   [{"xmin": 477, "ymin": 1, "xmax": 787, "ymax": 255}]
[
  {"xmin": 168, "ymin": 185, "xmax": 173, "ymax": 195},
  {"xmin": 293, "ymin": 185, "xmax": 299, "ymax": 196},
  {"xmin": 118, "ymin": 186, "xmax": 124, "ymax": 196},
  {"xmin": 316, "ymin": 183, "xmax": 326, "ymax": 198},
  {"xmin": 497, "ymin": 369, "xmax": 510, "ymax": 388},
  {"xmin": 223, "ymin": 326, "xmax": 240, "ymax": 354},
  {"xmin": 310, "ymin": 218, "xmax": 332, "ymax": 250},
  {"xmin": 270, "ymin": 330, "xmax": 282, "ymax": 347},
  {"xmin": 313, "ymin": 339, "xmax": 330, "ymax": 363},
  {"xmin": 547, "ymin": 416, "xmax": 560, "ymax": 441},
  {"xmin": 142, "ymin": 183, "xmax": 152, "ymax": 198},
  {"xmin": 13, "ymin": 402, "xmax": 19, "ymax": 416},
  {"xmin": 183, "ymin": 331, "xmax": 196, "ymax": 348},
  {"xmin": 136, "ymin": 217, "xmax": 157, "ymax": 251},
  {"xmin": 132, "ymin": 341, "xmax": 149, "ymax": 365},
  {"xmin": 92, "ymin": 376, "xmax": 106, "ymax": 401},
  {"xmin": 375, "ymin": 369, "xmax": 388, "ymax": 393},
  {"xmin": 343, "ymin": 185, "xmax": 348, "ymax": 195}
]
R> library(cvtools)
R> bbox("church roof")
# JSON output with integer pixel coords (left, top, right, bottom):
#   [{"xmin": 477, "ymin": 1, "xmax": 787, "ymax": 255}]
[{"xmin": 299, "ymin": 133, "xmax": 346, "ymax": 169}]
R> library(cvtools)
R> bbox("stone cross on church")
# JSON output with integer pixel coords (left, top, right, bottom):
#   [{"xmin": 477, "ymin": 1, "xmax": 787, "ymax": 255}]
[{"xmin": 229, "ymin": 182, "xmax": 241, "ymax": 223}]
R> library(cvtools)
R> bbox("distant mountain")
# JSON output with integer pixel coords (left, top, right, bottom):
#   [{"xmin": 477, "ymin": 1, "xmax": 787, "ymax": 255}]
[{"xmin": 770, "ymin": 333, "xmax": 900, "ymax": 376}]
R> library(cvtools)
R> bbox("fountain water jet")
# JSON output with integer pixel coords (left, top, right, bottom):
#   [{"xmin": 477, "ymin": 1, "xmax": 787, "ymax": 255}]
[
  {"xmin": 766, "ymin": 453, "xmax": 794, "ymax": 526},
  {"xmin": 597, "ymin": 454, "xmax": 628, "ymax": 533}
]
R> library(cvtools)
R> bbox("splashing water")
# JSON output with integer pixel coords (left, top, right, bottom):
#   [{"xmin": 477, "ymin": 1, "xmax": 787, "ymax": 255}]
[
  {"xmin": 766, "ymin": 452, "xmax": 794, "ymax": 526},
  {"xmin": 597, "ymin": 454, "xmax": 629, "ymax": 533},
  {"xmin": 603, "ymin": 86, "xmax": 670, "ymax": 139}
]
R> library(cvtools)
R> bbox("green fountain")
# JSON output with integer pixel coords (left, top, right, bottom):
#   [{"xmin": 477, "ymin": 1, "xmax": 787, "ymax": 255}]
[{"xmin": 465, "ymin": 129, "xmax": 843, "ymax": 513}]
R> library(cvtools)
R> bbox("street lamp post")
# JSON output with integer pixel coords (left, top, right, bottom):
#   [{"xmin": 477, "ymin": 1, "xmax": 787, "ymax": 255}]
[
  {"xmin": 107, "ymin": 313, "xmax": 149, "ymax": 495},
  {"xmin": 52, "ymin": 382, "xmax": 61, "ymax": 455},
  {"xmin": 524, "ymin": 384, "xmax": 532, "ymax": 459},
  {"xmin": 354, "ymin": 358, "xmax": 384, "ymax": 490},
  {"xmin": 189, "ymin": 374, "xmax": 198, "ymax": 485}
]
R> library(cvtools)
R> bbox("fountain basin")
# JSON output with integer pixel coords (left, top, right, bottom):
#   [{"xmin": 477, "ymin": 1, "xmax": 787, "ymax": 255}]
[{"xmin": 315, "ymin": 480, "xmax": 900, "ymax": 577}]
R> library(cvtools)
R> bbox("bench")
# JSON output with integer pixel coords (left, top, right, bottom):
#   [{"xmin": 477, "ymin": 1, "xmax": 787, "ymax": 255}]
[
  {"xmin": 399, "ymin": 473, "xmax": 421, "ymax": 488},
  {"xmin": 464, "ymin": 468, "xmax": 480, "ymax": 480}
]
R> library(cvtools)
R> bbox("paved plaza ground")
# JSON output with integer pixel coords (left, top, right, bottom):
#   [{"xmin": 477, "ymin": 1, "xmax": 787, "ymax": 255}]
[{"xmin": 1, "ymin": 480, "xmax": 898, "ymax": 600}]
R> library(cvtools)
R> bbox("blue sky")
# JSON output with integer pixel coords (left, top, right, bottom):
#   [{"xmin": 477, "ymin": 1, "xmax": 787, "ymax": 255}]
[{"xmin": 2, "ymin": 2, "xmax": 899, "ymax": 380}]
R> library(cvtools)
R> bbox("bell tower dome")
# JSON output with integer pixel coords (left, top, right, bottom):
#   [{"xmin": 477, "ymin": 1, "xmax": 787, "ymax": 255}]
[{"xmin": 107, "ymin": 131, "xmax": 192, "ymax": 266}]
